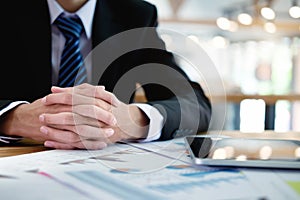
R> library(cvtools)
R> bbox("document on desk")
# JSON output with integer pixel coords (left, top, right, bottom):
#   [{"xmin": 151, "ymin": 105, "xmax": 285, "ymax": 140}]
[
  {"xmin": 0, "ymin": 171, "xmax": 93, "ymax": 200},
  {"xmin": 40, "ymin": 157, "xmax": 300, "ymax": 199},
  {"xmin": 0, "ymin": 138, "xmax": 193, "ymax": 174},
  {"xmin": 0, "ymin": 138, "xmax": 299, "ymax": 200},
  {"xmin": 0, "ymin": 142, "xmax": 130, "ymax": 173}
]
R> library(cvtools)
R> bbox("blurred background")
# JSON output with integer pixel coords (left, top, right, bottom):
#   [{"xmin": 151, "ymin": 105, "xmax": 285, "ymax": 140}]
[{"xmin": 144, "ymin": 0, "xmax": 300, "ymax": 132}]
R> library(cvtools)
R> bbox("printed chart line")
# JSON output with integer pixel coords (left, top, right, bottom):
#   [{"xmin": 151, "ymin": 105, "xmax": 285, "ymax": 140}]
[
  {"xmin": 38, "ymin": 171, "xmax": 98, "ymax": 200},
  {"xmin": 119, "ymin": 141, "xmax": 192, "ymax": 165},
  {"xmin": 67, "ymin": 170, "xmax": 166, "ymax": 200}
]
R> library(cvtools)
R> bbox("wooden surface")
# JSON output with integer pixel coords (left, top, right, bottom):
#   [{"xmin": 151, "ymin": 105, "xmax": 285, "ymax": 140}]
[
  {"xmin": 205, "ymin": 130, "xmax": 300, "ymax": 141},
  {"xmin": 0, "ymin": 131, "xmax": 299, "ymax": 158},
  {"xmin": 0, "ymin": 139, "xmax": 48, "ymax": 158},
  {"xmin": 135, "ymin": 93, "xmax": 300, "ymax": 105},
  {"xmin": 211, "ymin": 94, "xmax": 300, "ymax": 104}
]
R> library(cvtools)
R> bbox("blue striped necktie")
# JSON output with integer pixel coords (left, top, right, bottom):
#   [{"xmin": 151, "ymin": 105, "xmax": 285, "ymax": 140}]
[{"xmin": 55, "ymin": 14, "xmax": 87, "ymax": 87}]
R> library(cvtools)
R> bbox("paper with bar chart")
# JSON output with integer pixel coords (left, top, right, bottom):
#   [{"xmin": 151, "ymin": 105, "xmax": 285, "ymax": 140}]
[
  {"xmin": 38, "ymin": 139, "xmax": 300, "ymax": 200},
  {"xmin": 0, "ymin": 138, "xmax": 299, "ymax": 199}
]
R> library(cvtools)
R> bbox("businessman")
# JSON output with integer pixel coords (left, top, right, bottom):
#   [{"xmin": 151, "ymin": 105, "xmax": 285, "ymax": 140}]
[{"xmin": 0, "ymin": 0, "xmax": 211, "ymax": 149}]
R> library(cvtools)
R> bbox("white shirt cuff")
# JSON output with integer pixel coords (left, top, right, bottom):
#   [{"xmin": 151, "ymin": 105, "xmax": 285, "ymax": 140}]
[
  {"xmin": 133, "ymin": 103, "xmax": 164, "ymax": 142},
  {"xmin": 0, "ymin": 101, "xmax": 29, "ymax": 116}
]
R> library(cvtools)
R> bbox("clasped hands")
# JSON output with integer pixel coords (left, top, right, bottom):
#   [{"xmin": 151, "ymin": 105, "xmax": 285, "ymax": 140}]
[{"xmin": 1, "ymin": 84, "xmax": 149, "ymax": 150}]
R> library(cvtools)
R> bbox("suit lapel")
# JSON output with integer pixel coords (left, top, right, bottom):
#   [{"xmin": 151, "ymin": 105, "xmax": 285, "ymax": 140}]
[
  {"xmin": 92, "ymin": 0, "xmax": 124, "ymax": 48},
  {"xmin": 91, "ymin": 0, "xmax": 125, "ymax": 85},
  {"xmin": 20, "ymin": 1, "xmax": 52, "ymax": 95}
]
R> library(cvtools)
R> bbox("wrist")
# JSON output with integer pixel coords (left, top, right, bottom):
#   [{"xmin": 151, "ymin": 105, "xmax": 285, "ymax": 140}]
[
  {"xmin": 0, "ymin": 104, "xmax": 26, "ymax": 136},
  {"xmin": 126, "ymin": 105, "xmax": 149, "ymax": 140},
  {"xmin": 110, "ymin": 104, "xmax": 150, "ymax": 142},
  {"xmin": 129, "ymin": 105, "xmax": 149, "ymax": 127}
]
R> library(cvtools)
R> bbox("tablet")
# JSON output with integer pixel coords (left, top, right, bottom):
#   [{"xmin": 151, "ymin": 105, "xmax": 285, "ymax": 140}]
[{"xmin": 184, "ymin": 135, "xmax": 300, "ymax": 169}]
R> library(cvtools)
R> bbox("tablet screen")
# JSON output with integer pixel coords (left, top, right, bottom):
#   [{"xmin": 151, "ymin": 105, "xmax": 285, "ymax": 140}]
[{"xmin": 185, "ymin": 136, "xmax": 300, "ymax": 161}]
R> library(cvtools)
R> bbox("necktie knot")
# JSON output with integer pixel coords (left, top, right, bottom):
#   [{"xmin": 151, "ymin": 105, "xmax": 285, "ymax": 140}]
[{"xmin": 55, "ymin": 14, "xmax": 83, "ymax": 39}]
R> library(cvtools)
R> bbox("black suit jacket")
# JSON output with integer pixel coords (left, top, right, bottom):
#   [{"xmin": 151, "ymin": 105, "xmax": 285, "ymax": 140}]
[{"xmin": 0, "ymin": 0, "xmax": 211, "ymax": 140}]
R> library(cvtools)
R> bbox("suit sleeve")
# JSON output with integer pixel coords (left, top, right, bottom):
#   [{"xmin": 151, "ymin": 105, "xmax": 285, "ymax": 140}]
[
  {"xmin": 139, "ymin": 5, "xmax": 212, "ymax": 140},
  {"xmin": 0, "ymin": 100, "xmax": 14, "ymax": 111}
]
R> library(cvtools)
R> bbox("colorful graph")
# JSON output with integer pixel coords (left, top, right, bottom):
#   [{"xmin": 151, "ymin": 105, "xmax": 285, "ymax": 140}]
[
  {"xmin": 148, "ymin": 175, "xmax": 245, "ymax": 193},
  {"xmin": 180, "ymin": 168, "xmax": 240, "ymax": 178},
  {"xmin": 166, "ymin": 164, "xmax": 192, "ymax": 170},
  {"xmin": 287, "ymin": 181, "xmax": 300, "ymax": 195},
  {"xmin": 110, "ymin": 168, "xmax": 141, "ymax": 174},
  {"xmin": 67, "ymin": 170, "xmax": 165, "ymax": 200}
]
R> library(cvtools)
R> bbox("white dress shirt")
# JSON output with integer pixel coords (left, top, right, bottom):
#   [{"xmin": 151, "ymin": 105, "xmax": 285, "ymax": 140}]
[{"xmin": 0, "ymin": 0, "xmax": 163, "ymax": 142}]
